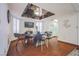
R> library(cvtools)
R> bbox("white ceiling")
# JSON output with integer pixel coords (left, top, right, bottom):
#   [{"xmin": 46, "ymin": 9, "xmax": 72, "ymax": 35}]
[
  {"xmin": 8, "ymin": 3, "xmax": 79, "ymax": 18},
  {"xmin": 34, "ymin": 3, "xmax": 79, "ymax": 15},
  {"xmin": 8, "ymin": 3, "xmax": 27, "ymax": 16}
]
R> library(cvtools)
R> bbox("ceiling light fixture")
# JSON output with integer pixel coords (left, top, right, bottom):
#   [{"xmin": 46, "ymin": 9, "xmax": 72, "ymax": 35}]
[
  {"xmin": 34, "ymin": 11, "xmax": 39, "ymax": 15},
  {"xmin": 54, "ymin": 19, "xmax": 58, "ymax": 22},
  {"xmin": 34, "ymin": 7, "xmax": 42, "ymax": 16}
]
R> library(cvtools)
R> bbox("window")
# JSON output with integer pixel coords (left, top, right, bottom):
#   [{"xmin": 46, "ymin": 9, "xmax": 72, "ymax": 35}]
[
  {"xmin": 36, "ymin": 21, "xmax": 43, "ymax": 33},
  {"xmin": 13, "ymin": 17, "xmax": 20, "ymax": 33}
]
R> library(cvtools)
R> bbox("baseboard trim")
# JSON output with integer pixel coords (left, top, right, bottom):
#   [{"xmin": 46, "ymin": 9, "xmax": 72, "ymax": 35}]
[{"xmin": 58, "ymin": 40, "xmax": 79, "ymax": 50}]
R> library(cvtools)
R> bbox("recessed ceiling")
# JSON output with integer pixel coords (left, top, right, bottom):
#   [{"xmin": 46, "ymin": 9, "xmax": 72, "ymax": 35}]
[
  {"xmin": 21, "ymin": 3, "xmax": 55, "ymax": 19},
  {"xmin": 8, "ymin": 3, "xmax": 79, "ymax": 20}
]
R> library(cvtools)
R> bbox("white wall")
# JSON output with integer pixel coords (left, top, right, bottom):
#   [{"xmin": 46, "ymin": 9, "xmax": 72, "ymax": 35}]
[
  {"xmin": 77, "ymin": 13, "xmax": 79, "ymax": 45},
  {"xmin": 19, "ymin": 16, "xmax": 54, "ymax": 34},
  {"xmin": 58, "ymin": 13, "xmax": 78, "ymax": 45},
  {"xmin": 35, "ymin": 13, "xmax": 78, "ymax": 45},
  {"xmin": 8, "ymin": 3, "xmax": 27, "ymax": 16},
  {"xmin": 0, "ymin": 4, "xmax": 10, "ymax": 55},
  {"xmin": 19, "ymin": 18, "xmax": 36, "ymax": 34},
  {"xmin": 41, "ymin": 13, "xmax": 78, "ymax": 45},
  {"xmin": 8, "ymin": 14, "xmax": 16, "ymax": 41}
]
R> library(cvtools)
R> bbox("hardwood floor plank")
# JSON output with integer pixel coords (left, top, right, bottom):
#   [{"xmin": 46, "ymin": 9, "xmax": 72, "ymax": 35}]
[{"xmin": 7, "ymin": 39, "xmax": 76, "ymax": 56}]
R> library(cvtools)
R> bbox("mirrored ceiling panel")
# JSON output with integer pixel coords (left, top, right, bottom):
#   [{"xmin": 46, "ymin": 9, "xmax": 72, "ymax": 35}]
[{"xmin": 22, "ymin": 3, "xmax": 55, "ymax": 20}]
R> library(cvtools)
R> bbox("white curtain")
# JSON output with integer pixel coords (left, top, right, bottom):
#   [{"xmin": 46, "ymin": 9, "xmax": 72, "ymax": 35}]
[{"xmin": 13, "ymin": 17, "xmax": 20, "ymax": 33}]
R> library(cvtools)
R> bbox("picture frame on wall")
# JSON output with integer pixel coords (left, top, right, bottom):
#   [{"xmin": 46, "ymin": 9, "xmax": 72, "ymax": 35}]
[{"xmin": 24, "ymin": 22, "xmax": 34, "ymax": 28}]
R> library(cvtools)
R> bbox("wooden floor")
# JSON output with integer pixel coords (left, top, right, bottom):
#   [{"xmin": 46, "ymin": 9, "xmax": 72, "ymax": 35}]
[{"xmin": 7, "ymin": 39, "xmax": 76, "ymax": 56}]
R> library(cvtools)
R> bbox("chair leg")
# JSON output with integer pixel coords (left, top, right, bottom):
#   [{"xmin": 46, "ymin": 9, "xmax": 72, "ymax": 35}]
[
  {"xmin": 45, "ymin": 39, "xmax": 48, "ymax": 48},
  {"xmin": 41, "ymin": 41, "xmax": 44, "ymax": 51},
  {"xmin": 22, "ymin": 40, "xmax": 25, "ymax": 48},
  {"xmin": 36, "ymin": 41, "xmax": 38, "ymax": 47},
  {"xmin": 16, "ymin": 39, "xmax": 19, "ymax": 51}
]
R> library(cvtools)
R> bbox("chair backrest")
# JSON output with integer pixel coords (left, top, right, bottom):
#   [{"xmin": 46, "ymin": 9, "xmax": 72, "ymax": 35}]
[
  {"xmin": 14, "ymin": 33, "xmax": 20, "ymax": 37},
  {"xmin": 18, "ymin": 34, "xmax": 25, "ymax": 39},
  {"xmin": 25, "ymin": 31, "xmax": 33, "ymax": 36},
  {"xmin": 42, "ymin": 34, "xmax": 47, "ymax": 40},
  {"xmin": 34, "ymin": 32, "xmax": 42, "ymax": 41}
]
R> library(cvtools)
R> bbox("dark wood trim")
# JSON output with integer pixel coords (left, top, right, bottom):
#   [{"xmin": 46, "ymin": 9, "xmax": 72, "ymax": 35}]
[{"xmin": 58, "ymin": 40, "xmax": 79, "ymax": 50}]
